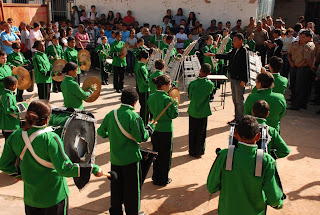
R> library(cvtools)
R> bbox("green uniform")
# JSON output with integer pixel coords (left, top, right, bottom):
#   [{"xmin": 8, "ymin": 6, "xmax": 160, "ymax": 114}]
[
  {"xmin": 161, "ymin": 43, "xmax": 178, "ymax": 64},
  {"xmin": 46, "ymin": 44, "xmax": 64, "ymax": 64},
  {"xmin": 148, "ymin": 90, "xmax": 179, "ymax": 132},
  {"xmin": 0, "ymin": 63, "xmax": 12, "ymax": 94},
  {"xmin": 94, "ymin": 43, "xmax": 110, "ymax": 63},
  {"xmin": 148, "ymin": 70, "xmax": 163, "ymax": 95},
  {"xmin": 133, "ymin": 46, "xmax": 146, "ymax": 71},
  {"xmin": 110, "ymin": 40, "xmax": 127, "ymax": 67},
  {"xmin": 246, "ymin": 39, "xmax": 256, "ymax": 52},
  {"xmin": 183, "ymin": 39, "xmax": 196, "ymax": 55},
  {"xmin": 60, "ymin": 75, "xmax": 93, "ymax": 109},
  {"xmin": 63, "ymin": 47, "xmax": 81, "ymax": 74},
  {"xmin": 207, "ymin": 143, "xmax": 284, "ymax": 215},
  {"xmin": 0, "ymin": 126, "xmax": 99, "ymax": 208},
  {"xmin": 187, "ymin": 77, "xmax": 214, "ymax": 118},
  {"xmin": 149, "ymin": 34, "xmax": 164, "ymax": 48},
  {"xmin": 8, "ymin": 51, "xmax": 29, "ymax": 67},
  {"xmin": 257, "ymin": 118, "xmax": 290, "ymax": 158},
  {"xmin": 135, "ymin": 61, "xmax": 150, "ymax": 93},
  {"xmin": 224, "ymin": 36, "xmax": 233, "ymax": 53},
  {"xmin": 244, "ymin": 88, "xmax": 286, "ymax": 131},
  {"xmin": 252, "ymin": 73, "xmax": 288, "ymax": 95},
  {"xmin": 202, "ymin": 44, "xmax": 219, "ymax": 73},
  {"xmin": 0, "ymin": 89, "xmax": 21, "ymax": 130},
  {"xmin": 32, "ymin": 51, "xmax": 52, "ymax": 84},
  {"xmin": 97, "ymin": 104, "xmax": 151, "ymax": 166}
]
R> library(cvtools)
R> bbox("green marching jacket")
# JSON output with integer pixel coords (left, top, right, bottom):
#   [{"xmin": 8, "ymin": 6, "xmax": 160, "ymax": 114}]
[
  {"xmin": 207, "ymin": 143, "xmax": 284, "ymax": 215},
  {"xmin": 32, "ymin": 51, "xmax": 52, "ymax": 84},
  {"xmin": 148, "ymin": 70, "xmax": 163, "ymax": 95},
  {"xmin": 202, "ymin": 44, "xmax": 219, "ymax": 73},
  {"xmin": 60, "ymin": 75, "xmax": 93, "ymax": 110},
  {"xmin": 97, "ymin": 104, "xmax": 152, "ymax": 166},
  {"xmin": 8, "ymin": 51, "xmax": 29, "ymax": 67},
  {"xmin": 244, "ymin": 88, "xmax": 286, "ymax": 132},
  {"xmin": 0, "ymin": 63, "xmax": 12, "ymax": 94},
  {"xmin": 63, "ymin": 47, "xmax": 81, "ymax": 74},
  {"xmin": 148, "ymin": 90, "xmax": 179, "ymax": 132},
  {"xmin": 188, "ymin": 77, "xmax": 214, "ymax": 118},
  {"xmin": 0, "ymin": 126, "xmax": 100, "ymax": 208},
  {"xmin": 251, "ymin": 73, "xmax": 288, "ymax": 95},
  {"xmin": 110, "ymin": 40, "xmax": 127, "ymax": 67},
  {"xmin": 257, "ymin": 118, "xmax": 290, "ymax": 158},
  {"xmin": 135, "ymin": 61, "xmax": 150, "ymax": 93},
  {"xmin": 45, "ymin": 44, "xmax": 64, "ymax": 64},
  {"xmin": 94, "ymin": 43, "xmax": 110, "ymax": 63},
  {"xmin": 0, "ymin": 89, "xmax": 21, "ymax": 130}
]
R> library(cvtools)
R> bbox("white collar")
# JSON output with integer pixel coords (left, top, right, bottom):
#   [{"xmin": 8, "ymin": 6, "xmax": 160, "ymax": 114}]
[
  {"xmin": 121, "ymin": 104, "xmax": 134, "ymax": 108},
  {"xmin": 156, "ymin": 90, "xmax": 166, "ymax": 92},
  {"xmin": 238, "ymin": 142, "xmax": 258, "ymax": 147},
  {"xmin": 32, "ymin": 124, "xmax": 48, "ymax": 128},
  {"xmin": 65, "ymin": 75, "xmax": 73, "ymax": 78}
]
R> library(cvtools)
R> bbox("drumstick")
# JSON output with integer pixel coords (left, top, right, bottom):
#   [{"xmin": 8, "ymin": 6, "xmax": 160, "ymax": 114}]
[
  {"xmin": 152, "ymin": 102, "xmax": 172, "ymax": 125},
  {"xmin": 79, "ymin": 41, "xmax": 84, "ymax": 49},
  {"xmin": 26, "ymin": 92, "xmax": 36, "ymax": 104}
]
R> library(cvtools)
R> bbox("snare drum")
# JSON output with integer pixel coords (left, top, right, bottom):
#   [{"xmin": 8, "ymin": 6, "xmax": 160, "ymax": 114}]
[{"xmin": 140, "ymin": 147, "xmax": 158, "ymax": 184}]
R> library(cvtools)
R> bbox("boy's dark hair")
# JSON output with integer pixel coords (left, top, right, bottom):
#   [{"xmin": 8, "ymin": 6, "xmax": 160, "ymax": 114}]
[
  {"xmin": 234, "ymin": 33, "xmax": 244, "ymax": 41},
  {"xmin": 62, "ymin": 62, "xmax": 78, "ymax": 74},
  {"xmin": 12, "ymin": 43, "xmax": 21, "ymax": 49},
  {"xmin": 252, "ymin": 100, "xmax": 270, "ymax": 118},
  {"xmin": 201, "ymin": 63, "xmax": 212, "ymax": 75},
  {"xmin": 137, "ymin": 50, "xmax": 149, "ymax": 61},
  {"xmin": 0, "ymin": 50, "xmax": 6, "ymax": 56},
  {"xmin": 67, "ymin": 37, "xmax": 75, "ymax": 42},
  {"xmin": 269, "ymin": 56, "xmax": 283, "ymax": 73},
  {"xmin": 121, "ymin": 88, "xmax": 139, "ymax": 105},
  {"xmin": 235, "ymin": 115, "xmax": 260, "ymax": 140},
  {"xmin": 115, "ymin": 31, "xmax": 122, "ymax": 37},
  {"xmin": 137, "ymin": 38, "xmax": 144, "ymax": 44},
  {"xmin": 257, "ymin": 72, "xmax": 274, "ymax": 88},
  {"xmin": 91, "ymin": 5, "xmax": 96, "ymax": 9},
  {"xmin": 33, "ymin": 40, "xmax": 42, "ymax": 49},
  {"xmin": 155, "ymin": 59, "xmax": 165, "ymax": 70},
  {"xmin": 273, "ymin": 29, "xmax": 281, "ymax": 37},
  {"xmin": 33, "ymin": 22, "xmax": 40, "ymax": 29},
  {"xmin": 52, "ymin": 35, "xmax": 58, "ymax": 40},
  {"xmin": 152, "ymin": 74, "xmax": 171, "ymax": 89},
  {"xmin": 4, "ymin": 76, "xmax": 18, "ymax": 89},
  {"xmin": 166, "ymin": 35, "xmax": 173, "ymax": 42}
]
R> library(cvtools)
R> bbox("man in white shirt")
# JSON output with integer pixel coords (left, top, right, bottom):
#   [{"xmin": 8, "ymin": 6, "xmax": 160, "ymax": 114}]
[
  {"xmin": 87, "ymin": 5, "xmax": 99, "ymax": 22},
  {"xmin": 175, "ymin": 25, "xmax": 187, "ymax": 50}
]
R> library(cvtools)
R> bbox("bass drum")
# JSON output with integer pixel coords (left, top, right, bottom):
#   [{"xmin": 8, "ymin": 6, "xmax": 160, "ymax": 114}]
[{"xmin": 140, "ymin": 148, "xmax": 158, "ymax": 184}]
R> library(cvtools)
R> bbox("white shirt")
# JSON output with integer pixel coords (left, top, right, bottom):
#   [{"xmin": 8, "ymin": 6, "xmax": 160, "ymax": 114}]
[
  {"xmin": 87, "ymin": 11, "xmax": 100, "ymax": 21},
  {"xmin": 175, "ymin": 32, "xmax": 187, "ymax": 49},
  {"xmin": 29, "ymin": 29, "xmax": 43, "ymax": 52},
  {"xmin": 282, "ymin": 36, "xmax": 294, "ymax": 52},
  {"xmin": 136, "ymin": 32, "xmax": 143, "ymax": 39},
  {"xmin": 20, "ymin": 29, "xmax": 30, "ymax": 50}
]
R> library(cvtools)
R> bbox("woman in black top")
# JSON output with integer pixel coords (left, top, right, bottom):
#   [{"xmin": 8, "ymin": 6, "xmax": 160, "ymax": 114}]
[{"xmin": 187, "ymin": 12, "xmax": 197, "ymax": 28}]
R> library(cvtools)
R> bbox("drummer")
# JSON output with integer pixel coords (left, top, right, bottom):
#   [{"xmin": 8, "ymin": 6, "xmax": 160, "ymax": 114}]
[
  {"xmin": 0, "ymin": 76, "xmax": 22, "ymax": 141},
  {"xmin": 97, "ymin": 88, "xmax": 154, "ymax": 215},
  {"xmin": 0, "ymin": 100, "xmax": 103, "ymax": 215},
  {"xmin": 7, "ymin": 43, "xmax": 29, "ymax": 102},
  {"xmin": 32, "ymin": 40, "xmax": 52, "ymax": 101},
  {"xmin": 63, "ymin": 37, "xmax": 81, "ymax": 84},
  {"xmin": 148, "ymin": 59, "xmax": 165, "ymax": 95},
  {"xmin": 0, "ymin": 50, "xmax": 13, "ymax": 95},
  {"xmin": 148, "ymin": 75, "xmax": 179, "ymax": 186},
  {"xmin": 45, "ymin": 35, "xmax": 64, "ymax": 93},
  {"xmin": 94, "ymin": 36, "xmax": 110, "ymax": 85},
  {"xmin": 61, "ymin": 62, "xmax": 95, "ymax": 110}
]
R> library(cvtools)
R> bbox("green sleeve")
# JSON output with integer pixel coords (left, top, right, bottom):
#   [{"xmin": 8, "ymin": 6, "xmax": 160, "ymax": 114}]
[
  {"xmin": 94, "ymin": 45, "xmax": 102, "ymax": 52},
  {"xmin": 270, "ymin": 129, "xmax": 290, "ymax": 158},
  {"xmin": 262, "ymin": 158, "xmax": 284, "ymax": 208},
  {"xmin": 0, "ymin": 134, "xmax": 19, "ymax": 176},
  {"xmin": 97, "ymin": 115, "xmax": 109, "ymax": 138},
  {"xmin": 165, "ymin": 97, "xmax": 179, "ymax": 119},
  {"xmin": 92, "ymin": 164, "xmax": 100, "ymax": 175},
  {"xmin": 188, "ymin": 83, "xmax": 194, "ymax": 100},
  {"xmin": 183, "ymin": 40, "xmax": 189, "ymax": 49},
  {"xmin": 207, "ymin": 151, "xmax": 225, "ymax": 194},
  {"xmin": 33, "ymin": 56, "xmax": 48, "ymax": 75},
  {"xmin": 69, "ymin": 81, "xmax": 91, "ymax": 101},
  {"xmin": 129, "ymin": 114, "xmax": 150, "ymax": 143},
  {"xmin": 243, "ymin": 96, "xmax": 252, "ymax": 115},
  {"xmin": 140, "ymin": 67, "xmax": 149, "ymax": 88},
  {"xmin": 2, "ymin": 94, "xmax": 18, "ymax": 114},
  {"xmin": 279, "ymin": 98, "xmax": 286, "ymax": 119},
  {"xmin": 251, "ymin": 86, "xmax": 258, "ymax": 94}
]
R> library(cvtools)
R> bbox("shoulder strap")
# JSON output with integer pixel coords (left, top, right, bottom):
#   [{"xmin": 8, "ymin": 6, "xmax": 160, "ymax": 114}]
[
  {"xmin": 20, "ymin": 127, "xmax": 55, "ymax": 169},
  {"xmin": 225, "ymin": 145, "xmax": 235, "ymax": 171},
  {"xmin": 255, "ymin": 149, "xmax": 264, "ymax": 177},
  {"xmin": 113, "ymin": 109, "xmax": 137, "ymax": 142}
]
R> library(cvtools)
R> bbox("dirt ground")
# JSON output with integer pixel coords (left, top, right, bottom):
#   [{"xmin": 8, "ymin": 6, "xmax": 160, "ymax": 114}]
[{"xmin": 0, "ymin": 70, "xmax": 319, "ymax": 215}]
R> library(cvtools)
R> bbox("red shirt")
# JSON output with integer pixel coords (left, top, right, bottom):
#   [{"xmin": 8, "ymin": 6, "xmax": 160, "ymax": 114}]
[{"xmin": 123, "ymin": 16, "xmax": 135, "ymax": 25}]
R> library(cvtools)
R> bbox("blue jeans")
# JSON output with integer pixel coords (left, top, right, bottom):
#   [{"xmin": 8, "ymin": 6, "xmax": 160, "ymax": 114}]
[
  {"xmin": 231, "ymin": 79, "xmax": 245, "ymax": 119},
  {"xmin": 126, "ymin": 51, "xmax": 135, "ymax": 74}
]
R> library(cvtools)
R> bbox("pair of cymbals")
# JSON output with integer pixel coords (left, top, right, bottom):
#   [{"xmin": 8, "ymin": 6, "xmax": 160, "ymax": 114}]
[
  {"xmin": 82, "ymin": 76, "xmax": 101, "ymax": 102},
  {"xmin": 78, "ymin": 49, "xmax": 91, "ymax": 71},
  {"xmin": 52, "ymin": 59, "xmax": 67, "ymax": 82},
  {"xmin": 12, "ymin": 66, "xmax": 32, "ymax": 90}
]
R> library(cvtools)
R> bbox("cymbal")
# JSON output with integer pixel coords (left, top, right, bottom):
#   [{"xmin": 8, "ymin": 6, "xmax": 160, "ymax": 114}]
[
  {"xmin": 79, "ymin": 56, "xmax": 91, "ymax": 71},
  {"xmin": 78, "ymin": 49, "xmax": 91, "ymax": 60},
  {"xmin": 14, "ymin": 67, "xmax": 32, "ymax": 90},
  {"xmin": 82, "ymin": 76, "xmax": 101, "ymax": 103},
  {"xmin": 52, "ymin": 59, "xmax": 67, "ymax": 82},
  {"xmin": 168, "ymin": 87, "xmax": 180, "ymax": 105}
]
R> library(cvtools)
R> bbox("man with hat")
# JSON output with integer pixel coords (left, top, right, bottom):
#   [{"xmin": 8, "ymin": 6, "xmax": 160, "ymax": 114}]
[{"xmin": 175, "ymin": 25, "xmax": 188, "ymax": 52}]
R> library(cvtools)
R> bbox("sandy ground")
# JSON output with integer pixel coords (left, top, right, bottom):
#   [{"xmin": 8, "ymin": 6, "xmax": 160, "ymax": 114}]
[{"xmin": 0, "ymin": 70, "xmax": 320, "ymax": 215}]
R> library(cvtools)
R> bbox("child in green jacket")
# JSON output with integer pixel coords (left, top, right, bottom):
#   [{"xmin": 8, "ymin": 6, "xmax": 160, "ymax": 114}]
[
  {"xmin": 0, "ymin": 50, "xmax": 13, "ymax": 95},
  {"xmin": 148, "ymin": 75, "xmax": 179, "ymax": 186},
  {"xmin": 60, "ymin": 62, "xmax": 95, "ymax": 110},
  {"xmin": 94, "ymin": 36, "xmax": 110, "ymax": 85},
  {"xmin": 63, "ymin": 37, "xmax": 81, "ymax": 84},
  {"xmin": 0, "ymin": 76, "xmax": 26, "ymax": 140},
  {"xmin": 149, "ymin": 59, "xmax": 164, "ymax": 95},
  {"xmin": 188, "ymin": 63, "xmax": 214, "ymax": 158},
  {"xmin": 246, "ymin": 32, "xmax": 256, "ymax": 52},
  {"xmin": 207, "ymin": 115, "xmax": 284, "ymax": 215}
]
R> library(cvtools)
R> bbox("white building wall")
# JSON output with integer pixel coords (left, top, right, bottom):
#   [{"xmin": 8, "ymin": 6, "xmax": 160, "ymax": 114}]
[{"xmin": 74, "ymin": 0, "xmax": 258, "ymax": 28}]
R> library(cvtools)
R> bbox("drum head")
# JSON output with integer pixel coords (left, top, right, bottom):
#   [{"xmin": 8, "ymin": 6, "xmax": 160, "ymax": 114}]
[{"xmin": 168, "ymin": 87, "xmax": 180, "ymax": 105}]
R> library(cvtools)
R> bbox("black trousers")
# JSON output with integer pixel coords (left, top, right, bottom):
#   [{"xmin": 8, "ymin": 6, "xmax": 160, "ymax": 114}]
[
  {"xmin": 113, "ymin": 66, "xmax": 125, "ymax": 90},
  {"xmin": 293, "ymin": 67, "xmax": 313, "ymax": 108},
  {"xmin": 109, "ymin": 162, "xmax": 141, "ymax": 215},
  {"xmin": 189, "ymin": 116, "xmax": 208, "ymax": 156},
  {"xmin": 151, "ymin": 131, "xmax": 172, "ymax": 184},
  {"xmin": 289, "ymin": 67, "xmax": 297, "ymax": 100},
  {"xmin": 2, "ymin": 130, "xmax": 14, "ymax": 141},
  {"xmin": 100, "ymin": 61, "xmax": 109, "ymax": 83},
  {"xmin": 52, "ymin": 80, "xmax": 61, "ymax": 92},
  {"xmin": 37, "ymin": 83, "xmax": 51, "ymax": 100},
  {"xmin": 16, "ymin": 89, "xmax": 24, "ymax": 102},
  {"xmin": 25, "ymin": 197, "xmax": 68, "ymax": 215},
  {"xmin": 138, "ymin": 92, "xmax": 150, "ymax": 125},
  {"xmin": 256, "ymin": 45, "xmax": 267, "ymax": 66}
]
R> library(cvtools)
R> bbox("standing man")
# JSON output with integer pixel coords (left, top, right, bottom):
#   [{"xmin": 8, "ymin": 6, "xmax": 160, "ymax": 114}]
[
  {"xmin": 87, "ymin": 22, "xmax": 99, "ymax": 69},
  {"xmin": 288, "ymin": 29, "xmax": 316, "ymax": 110},
  {"xmin": 214, "ymin": 33, "xmax": 248, "ymax": 123},
  {"xmin": 87, "ymin": 5, "xmax": 99, "ymax": 22},
  {"xmin": 1, "ymin": 23, "xmax": 20, "ymax": 55},
  {"xmin": 244, "ymin": 17, "xmax": 256, "ymax": 38},
  {"xmin": 231, "ymin": 19, "xmax": 244, "ymax": 34},
  {"xmin": 254, "ymin": 21, "xmax": 269, "ymax": 66}
]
